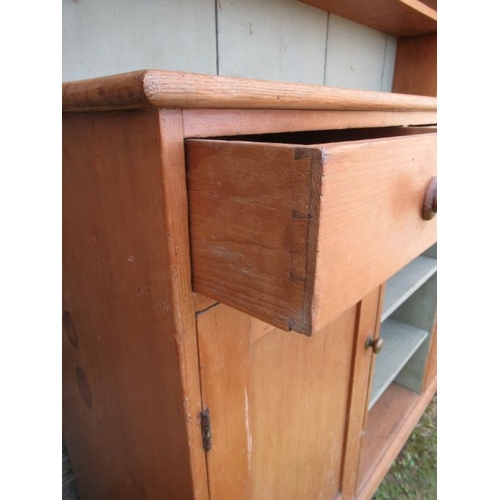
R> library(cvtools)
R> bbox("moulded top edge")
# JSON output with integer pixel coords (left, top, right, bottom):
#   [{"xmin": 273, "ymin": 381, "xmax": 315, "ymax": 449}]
[{"xmin": 62, "ymin": 70, "xmax": 437, "ymax": 113}]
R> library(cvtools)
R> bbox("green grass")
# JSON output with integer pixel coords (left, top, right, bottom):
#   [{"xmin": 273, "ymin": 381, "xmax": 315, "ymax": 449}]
[{"xmin": 373, "ymin": 394, "xmax": 437, "ymax": 500}]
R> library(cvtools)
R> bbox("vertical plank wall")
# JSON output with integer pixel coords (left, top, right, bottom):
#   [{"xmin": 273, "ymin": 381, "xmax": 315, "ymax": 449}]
[
  {"xmin": 62, "ymin": 0, "xmax": 397, "ymax": 92},
  {"xmin": 62, "ymin": 0, "xmax": 218, "ymax": 80}
]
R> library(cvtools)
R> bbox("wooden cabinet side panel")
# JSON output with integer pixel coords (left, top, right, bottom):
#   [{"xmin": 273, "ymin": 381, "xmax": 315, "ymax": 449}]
[
  {"xmin": 62, "ymin": 110, "xmax": 208, "ymax": 500},
  {"xmin": 197, "ymin": 304, "xmax": 359, "ymax": 500},
  {"xmin": 392, "ymin": 34, "xmax": 437, "ymax": 97}
]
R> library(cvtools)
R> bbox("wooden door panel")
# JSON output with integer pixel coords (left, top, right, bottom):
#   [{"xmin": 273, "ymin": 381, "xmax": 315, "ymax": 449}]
[{"xmin": 197, "ymin": 291, "xmax": 381, "ymax": 500}]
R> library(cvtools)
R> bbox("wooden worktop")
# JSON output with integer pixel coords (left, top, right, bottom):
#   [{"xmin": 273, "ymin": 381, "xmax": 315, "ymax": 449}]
[{"xmin": 62, "ymin": 70, "xmax": 437, "ymax": 113}]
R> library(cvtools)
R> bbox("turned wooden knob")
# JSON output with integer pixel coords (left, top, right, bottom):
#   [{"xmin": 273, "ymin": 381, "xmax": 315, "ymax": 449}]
[
  {"xmin": 422, "ymin": 176, "xmax": 437, "ymax": 220},
  {"xmin": 366, "ymin": 336, "xmax": 384, "ymax": 354}
]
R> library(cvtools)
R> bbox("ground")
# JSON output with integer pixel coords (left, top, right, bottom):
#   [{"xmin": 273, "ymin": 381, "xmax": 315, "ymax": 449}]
[{"xmin": 373, "ymin": 394, "xmax": 437, "ymax": 499}]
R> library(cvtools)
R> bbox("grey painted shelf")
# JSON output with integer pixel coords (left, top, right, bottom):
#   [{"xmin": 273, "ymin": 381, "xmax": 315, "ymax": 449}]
[
  {"xmin": 381, "ymin": 255, "xmax": 437, "ymax": 322},
  {"xmin": 369, "ymin": 319, "xmax": 428, "ymax": 410}
]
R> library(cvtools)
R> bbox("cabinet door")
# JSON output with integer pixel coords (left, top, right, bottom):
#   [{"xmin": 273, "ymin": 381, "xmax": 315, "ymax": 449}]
[{"xmin": 196, "ymin": 287, "xmax": 382, "ymax": 500}]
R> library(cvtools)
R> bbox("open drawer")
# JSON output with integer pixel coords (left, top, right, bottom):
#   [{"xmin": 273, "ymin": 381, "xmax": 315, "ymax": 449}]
[{"xmin": 186, "ymin": 126, "xmax": 437, "ymax": 335}]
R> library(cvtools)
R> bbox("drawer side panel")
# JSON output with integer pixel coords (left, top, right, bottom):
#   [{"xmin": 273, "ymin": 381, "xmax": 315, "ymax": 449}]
[{"xmin": 186, "ymin": 140, "xmax": 321, "ymax": 333}]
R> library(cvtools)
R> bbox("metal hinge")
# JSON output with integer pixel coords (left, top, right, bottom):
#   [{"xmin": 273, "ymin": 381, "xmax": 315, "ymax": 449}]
[{"xmin": 200, "ymin": 408, "xmax": 212, "ymax": 452}]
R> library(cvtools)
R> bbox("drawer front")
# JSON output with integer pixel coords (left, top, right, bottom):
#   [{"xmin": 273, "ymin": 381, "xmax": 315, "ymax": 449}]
[{"xmin": 186, "ymin": 130, "xmax": 436, "ymax": 335}]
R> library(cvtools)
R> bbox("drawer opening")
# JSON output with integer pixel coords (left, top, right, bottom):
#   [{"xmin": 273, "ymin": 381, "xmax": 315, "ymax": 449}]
[{"xmin": 207, "ymin": 125, "xmax": 436, "ymax": 146}]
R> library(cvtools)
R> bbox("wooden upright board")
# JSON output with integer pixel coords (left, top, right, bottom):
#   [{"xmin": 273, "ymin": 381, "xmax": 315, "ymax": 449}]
[
  {"xmin": 62, "ymin": 110, "xmax": 208, "ymax": 500},
  {"xmin": 392, "ymin": 34, "xmax": 437, "ymax": 97}
]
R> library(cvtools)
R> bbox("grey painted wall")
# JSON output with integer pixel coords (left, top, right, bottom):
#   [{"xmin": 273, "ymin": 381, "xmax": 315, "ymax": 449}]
[{"xmin": 62, "ymin": 0, "xmax": 397, "ymax": 91}]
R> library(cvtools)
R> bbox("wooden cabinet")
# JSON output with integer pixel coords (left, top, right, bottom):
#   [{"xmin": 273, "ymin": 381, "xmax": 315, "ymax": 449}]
[{"xmin": 62, "ymin": 68, "xmax": 436, "ymax": 499}]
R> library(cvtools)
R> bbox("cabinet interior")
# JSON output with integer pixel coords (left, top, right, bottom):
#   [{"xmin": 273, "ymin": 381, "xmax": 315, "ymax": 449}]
[
  {"xmin": 370, "ymin": 243, "xmax": 437, "ymax": 409},
  {"xmin": 355, "ymin": 243, "xmax": 436, "ymax": 492}
]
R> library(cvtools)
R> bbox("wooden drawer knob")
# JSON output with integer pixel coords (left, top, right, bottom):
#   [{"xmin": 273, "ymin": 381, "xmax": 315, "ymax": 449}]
[
  {"xmin": 422, "ymin": 176, "xmax": 437, "ymax": 220},
  {"xmin": 366, "ymin": 336, "xmax": 384, "ymax": 354}
]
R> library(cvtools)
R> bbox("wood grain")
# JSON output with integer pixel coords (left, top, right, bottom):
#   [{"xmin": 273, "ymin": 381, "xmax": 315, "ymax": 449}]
[
  {"xmin": 158, "ymin": 109, "xmax": 210, "ymax": 500},
  {"xmin": 312, "ymin": 132, "xmax": 437, "ymax": 332},
  {"xmin": 187, "ymin": 139, "xmax": 319, "ymax": 334},
  {"xmin": 183, "ymin": 109, "xmax": 437, "ymax": 138},
  {"xmin": 392, "ymin": 34, "xmax": 437, "ymax": 97},
  {"xmin": 62, "ymin": 109, "xmax": 208, "ymax": 499},
  {"xmin": 186, "ymin": 130, "xmax": 437, "ymax": 334},
  {"xmin": 196, "ymin": 303, "xmax": 359, "ymax": 500},
  {"xmin": 62, "ymin": 70, "xmax": 437, "ymax": 112},
  {"xmin": 419, "ymin": 0, "xmax": 437, "ymax": 9},
  {"xmin": 300, "ymin": 0, "xmax": 436, "ymax": 37},
  {"xmin": 340, "ymin": 286, "xmax": 384, "ymax": 498}
]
